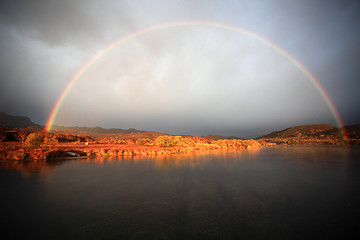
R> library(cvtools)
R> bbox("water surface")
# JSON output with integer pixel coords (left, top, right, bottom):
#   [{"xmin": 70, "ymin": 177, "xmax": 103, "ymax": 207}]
[{"xmin": 1, "ymin": 146, "xmax": 359, "ymax": 239}]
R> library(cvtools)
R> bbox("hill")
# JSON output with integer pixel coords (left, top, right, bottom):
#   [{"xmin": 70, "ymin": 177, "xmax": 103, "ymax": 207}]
[
  {"xmin": 258, "ymin": 124, "xmax": 338, "ymax": 139},
  {"xmin": 0, "ymin": 112, "xmax": 40, "ymax": 128},
  {"xmin": 1, "ymin": 112, "xmax": 359, "ymax": 144},
  {"xmin": 51, "ymin": 125, "xmax": 143, "ymax": 135},
  {"xmin": 204, "ymin": 135, "xmax": 243, "ymax": 140},
  {"xmin": 0, "ymin": 112, "xmax": 167, "ymax": 140},
  {"xmin": 257, "ymin": 124, "xmax": 344, "ymax": 145},
  {"xmin": 51, "ymin": 125, "xmax": 167, "ymax": 139}
]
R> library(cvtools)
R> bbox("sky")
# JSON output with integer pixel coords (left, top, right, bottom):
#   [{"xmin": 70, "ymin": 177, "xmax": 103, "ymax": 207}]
[{"xmin": 0, "ymin": 0, "xmax": 360, "ymax": 137}]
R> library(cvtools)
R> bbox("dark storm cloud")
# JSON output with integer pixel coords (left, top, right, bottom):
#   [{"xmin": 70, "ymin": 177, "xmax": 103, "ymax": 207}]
[
  {"xmin": 0, "ymin": 0, "xmax": 359, "ymax": 136},
  {"xmin": 0, "ymin": 0, "xmax": 135, "ymax": 47},
  {"xmin": 0, "ymin": 0, "xmax": 94, "ymax": 45}
]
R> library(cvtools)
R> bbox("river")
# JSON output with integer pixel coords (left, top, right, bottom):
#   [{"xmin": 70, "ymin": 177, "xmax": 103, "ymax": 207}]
[{"xmin": 1, "ymin": 145, "xmax": 359, "ymax": 239}]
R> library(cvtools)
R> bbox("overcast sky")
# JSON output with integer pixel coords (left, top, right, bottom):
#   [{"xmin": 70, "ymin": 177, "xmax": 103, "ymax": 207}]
[{"xmin": 0, "ymin": 0, "xmax": 359, "ymax": 137}]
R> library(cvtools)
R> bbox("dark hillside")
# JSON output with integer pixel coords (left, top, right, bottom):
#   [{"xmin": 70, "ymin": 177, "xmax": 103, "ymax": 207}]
[
  {"xmin": 51, "ymin": 125, "xmax": 167, "ymax": 139},
  {"xmin": 257, "ymin": 124, "xmax": 338, "ymax": 139},
  {"xmin": 0, "ymin": 112, "xmax": 40, "ymax": 128}
]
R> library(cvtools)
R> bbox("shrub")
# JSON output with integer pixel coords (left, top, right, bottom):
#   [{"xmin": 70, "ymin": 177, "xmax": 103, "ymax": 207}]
[
  {"xmin": 41, "ymin": 137, "xmax": 59, "ymax": 148},
  {"xmin": 16, "ymin": 129, "xmax": 31, "ymax": 142},
  {"xmin": 125, "ymin": 139, "xmax": 135, "ymax": 145},
  {"xmin": 154, "ymin": 136, "xmax": 183, "ymax": 147},
  {"xmin": 25, "ymin": 133, "xmax": 44, "ymax": 148},
  {"xmin": 135, "ymin": 138, "xmax": 153, "ymax": 145}
]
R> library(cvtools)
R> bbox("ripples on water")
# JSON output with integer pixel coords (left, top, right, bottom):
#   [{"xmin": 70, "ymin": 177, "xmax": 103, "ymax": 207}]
[{"xmin": 1, "ymin": 146, "xmax": 359, "ymax": 239}]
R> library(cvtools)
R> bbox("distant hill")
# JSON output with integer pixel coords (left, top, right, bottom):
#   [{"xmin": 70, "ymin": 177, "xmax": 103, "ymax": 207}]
[
  {"xmin": 0, "ymin": 113, "xmax": 167, "ymax": 140},
  {"xmin": 257, "ymin": 124, "xmax": 339, "ymax": 139},
  {"xmin": 51, "ymin": 125, "xmax": 167, "ymax": 139},
  {"xmin": 52, "ymin": 125, "xmax": 144, "ymax": 134},
  {"xmin": 1, "ymin": 112, "xmax": 358, "ymax": 143},
  {"xmin": 204, "ymin": 135, "xmax": 243, "ymax": 140},
  {"xmin": 0, "ymin": 112, "xmax": 40, "ymax": 128}
]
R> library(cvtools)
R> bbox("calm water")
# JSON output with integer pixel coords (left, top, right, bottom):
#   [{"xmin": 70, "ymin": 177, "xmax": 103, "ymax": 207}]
[{"xmin": 1, "ymin": 146, "xmax": 360, "ymax": 239}]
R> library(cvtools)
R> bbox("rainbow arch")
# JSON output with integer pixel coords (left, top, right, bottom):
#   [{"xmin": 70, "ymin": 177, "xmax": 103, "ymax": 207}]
[{"xmin": 44, "ymin": 21, "xmax": 345, "ymax": 139}]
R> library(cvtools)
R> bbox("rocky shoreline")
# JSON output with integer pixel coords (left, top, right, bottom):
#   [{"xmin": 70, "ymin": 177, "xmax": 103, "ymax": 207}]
[
  {"xmin": 0, "ymin": 139, "xmax": 261, "ymax": 161},
  {"xmin": 2, "ymin": 123, "xmax": 359, "ymax": 161}
]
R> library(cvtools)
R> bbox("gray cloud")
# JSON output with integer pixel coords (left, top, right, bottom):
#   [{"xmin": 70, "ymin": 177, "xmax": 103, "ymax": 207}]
[
  {"xmin": 1, "ymin": 0, "xmax": 359, "ymax": 136},
  {"xmin": 0, "ymin": 0, "xmax": 137, "ymax": 49}
]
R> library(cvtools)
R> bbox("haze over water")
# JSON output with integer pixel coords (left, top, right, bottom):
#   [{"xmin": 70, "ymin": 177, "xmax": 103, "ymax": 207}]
[{"xmin": 1, "ymin": 146, "xmax": 359, "ymax": 239}]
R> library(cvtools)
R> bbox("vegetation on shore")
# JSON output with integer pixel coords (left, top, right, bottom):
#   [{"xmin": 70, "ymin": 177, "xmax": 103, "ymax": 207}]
[
  {"xmin": 1, "ymin": 113, "xmax": 360, "ymax": 161},
  {"xmin": 0, "ymin": 128, "xmax": 261, "ymax": 160},
  {"xmin": 257, "ymin": 124, "xmax": 360, "ymax": 145}
]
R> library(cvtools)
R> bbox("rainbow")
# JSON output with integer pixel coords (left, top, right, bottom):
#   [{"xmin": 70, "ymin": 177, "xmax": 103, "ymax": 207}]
[{"xmin": 45, "ymin": 21, "xmax": 345, "ymax": 139}]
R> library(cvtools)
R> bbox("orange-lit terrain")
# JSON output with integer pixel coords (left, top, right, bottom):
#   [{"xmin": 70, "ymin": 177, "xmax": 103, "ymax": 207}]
[
  {"xmin": 1, "ymin": 113, "xmax": 359, "ymax": 161},
  {"xmin": 0, "ymin": 127, "xmax": 261, "ymax": 160},
  {"xmin": 1, "ymin": 123, "xmax": 359, "ymax": 161},
  {"xmin": 257, "ymin": 124, "xmax": 360, "ymax": 145}
]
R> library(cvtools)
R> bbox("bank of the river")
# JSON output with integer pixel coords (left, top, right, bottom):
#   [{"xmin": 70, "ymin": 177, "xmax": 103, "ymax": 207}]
[{"xmin": 0, "ymin": 138, "xmax": 261, "ymax": 161}]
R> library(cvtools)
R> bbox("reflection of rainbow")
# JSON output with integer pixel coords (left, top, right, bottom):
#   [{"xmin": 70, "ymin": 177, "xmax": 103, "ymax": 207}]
[{"xmin": 45, "ymin": 21, "xmax": 345, "ymax": 139}]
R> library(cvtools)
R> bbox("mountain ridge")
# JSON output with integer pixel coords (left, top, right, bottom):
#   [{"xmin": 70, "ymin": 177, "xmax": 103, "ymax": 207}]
[
  {"xmin": 1, "ymin": 112, "xmax": 359, "ymax": 141},
  {"xmin": 257, "ymin": 124, "xmax": 339, "ymax": 139},
  {"xmin": 0, "ymin": 112, "xmax": 41, "ymax": 128}
]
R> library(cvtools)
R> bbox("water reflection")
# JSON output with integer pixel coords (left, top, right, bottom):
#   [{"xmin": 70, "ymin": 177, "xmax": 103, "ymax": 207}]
[
  {"xmin": 262, "ymin": 145, "xmax": 351, "ymax": 169},
  {"xmin": 151, "ymin": 148, "xmax": 260, "ymax": 170},
  {"xmin": 0, "ymin": 145, "xmax": 352, "ymax": 181},
  {"xmin": 0, "ymin": 148, "xmax": 261, "ymax": 178},
  {"xmin": 0, "ymin": 159, "xmax": 58, "ymax": 179},
  {"xmin": 0, "ymin": 146, "xmax": 359, "ymax": 239}
]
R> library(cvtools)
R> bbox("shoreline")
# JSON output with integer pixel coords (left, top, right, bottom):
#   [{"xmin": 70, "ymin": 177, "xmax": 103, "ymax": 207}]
[
  {"xmin": 0, "ymin": 139, "xmax": 261, "ymax": 161},
  {"xmin": 1, "ymin": 142, "xmax": 355, "ymax": 162}
]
